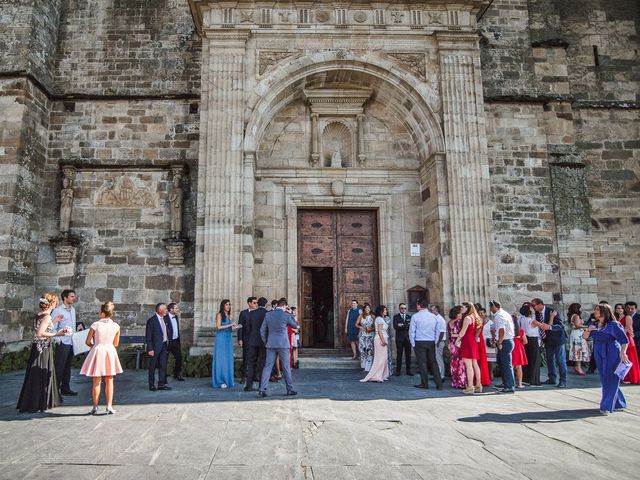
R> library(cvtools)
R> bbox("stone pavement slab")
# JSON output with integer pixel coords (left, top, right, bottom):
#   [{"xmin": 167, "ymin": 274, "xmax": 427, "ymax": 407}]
[{"xmin": 0, "ymin": 368, "xmax": 638, "ymax": 480}]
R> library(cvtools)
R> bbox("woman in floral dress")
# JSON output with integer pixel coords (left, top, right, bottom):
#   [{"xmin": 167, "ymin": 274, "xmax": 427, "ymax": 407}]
[
  {"xmin": 568, "ymin": 303, "xmax": 590, "ymax": 375},
  {"xmin": 356, "ymin": 303, "xmax": 375, "ymax": 372},
  {"xmin": 447, "ymin": 306, "xmax": 466, "ymax": 389}
]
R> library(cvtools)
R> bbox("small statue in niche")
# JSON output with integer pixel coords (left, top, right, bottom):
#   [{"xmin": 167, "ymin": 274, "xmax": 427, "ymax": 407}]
[
  {"xmin": 330, "ymin": 144, "xmax": 343, "ymax": 168},
  {"xmin": 59, "ymin": 168, "xmax": 75, "ymax": 235},
  {"xmin": 169, "ymin": 169, "xmax": 184, "ymax": 239}
]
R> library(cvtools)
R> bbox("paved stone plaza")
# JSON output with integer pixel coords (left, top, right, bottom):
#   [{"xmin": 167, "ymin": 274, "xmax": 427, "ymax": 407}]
[{"xmin": 1, "ymin": 368, "xmax": 638, "ymax": 480}]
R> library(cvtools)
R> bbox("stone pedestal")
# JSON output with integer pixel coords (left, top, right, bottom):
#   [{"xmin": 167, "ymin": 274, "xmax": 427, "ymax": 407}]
[
  {"xmin": 50, "ymin": 234, "xmax": 81, "ymax": 265},
  {"xmin": 163, "ymin": 238, "xmax": 188, "ymax": 265}
]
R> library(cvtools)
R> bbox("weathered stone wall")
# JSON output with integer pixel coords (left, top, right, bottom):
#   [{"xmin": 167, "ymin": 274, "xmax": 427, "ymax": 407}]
[
  {"xmin": 33, "ymin": 99, "xmax": 200, "ymax": 336},
  {"xmin": 54, "ymin": 0, "xmax": 200, "ymax": 95},
  {"xmin": 0, "ymin": 78, "xmax": 51, "ymax": 344}
]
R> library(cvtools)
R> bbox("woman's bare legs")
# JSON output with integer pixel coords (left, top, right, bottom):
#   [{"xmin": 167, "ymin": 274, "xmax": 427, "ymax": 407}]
[
  {"xmin": 105, "ymin": 376, "xmax": 114, "ymax": 407},
  {"xmin": 91, "ymin": 377, "xmax": 101, "ymax": 407}
]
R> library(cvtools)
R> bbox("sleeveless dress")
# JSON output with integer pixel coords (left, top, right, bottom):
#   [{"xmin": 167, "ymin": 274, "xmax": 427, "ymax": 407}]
[
  {"xmin": 80, "ymin": 319, "xmax": 123, "ymax": 377},
  {"xmin": 360, "ymin": 317, "xmax": 390, "ymax": 382},
  {"xmin": 512, "ymin": 328, "xmax": 529, "ymax": 367},
  {"xmin": 359, "ymin": 315, "xmax": 375, "ymax": 371},
  {"xmin": 347, "ymin": 308, "xmax": 360, "ymax": 342},
  {"xmin": 569, "ymin": 315, "xmax": 590, "ymax": 362},
  {"xmin": 448, "ymin": 320, "xmax": 466, "ymax": 388},
  {"xmin": 621, "ymin": 316, "xmax": 640, "ymax": 384},
  {"xmin": 459, "ymin": 318, "xmax": 479, "ymax": 360},
  {"xmin": 477, "ymin": 331, "xmax": 491, "ymax": 386},
  {"xmin": 17, "ymin": 313, "xmax": 62, "ymax": 413},
  {"xmin": 212, "ymin": 316, "xmax": 235, "ymax": 388}
]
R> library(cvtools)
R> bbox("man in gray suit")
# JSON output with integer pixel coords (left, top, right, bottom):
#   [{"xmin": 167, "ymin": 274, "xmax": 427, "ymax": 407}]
[{"xmin": 257, "ymin": 297, "xmax": 298, "ymax": 397}]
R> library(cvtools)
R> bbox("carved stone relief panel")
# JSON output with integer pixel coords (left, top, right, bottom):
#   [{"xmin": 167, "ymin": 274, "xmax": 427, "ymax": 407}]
[
  {"xmin": 95, "ymin": 175, "xmax": 156, "ymax": 208},
  {"xmin": 321, "ymin": 121, "xmax": 353, "ymax": 168},
  {"xmin": 386, "ymin": 52, "xmax": 427, "ymax": 80},
  {"xmin": 258, "ymin": 50, "xmax": 296, "ymax": 76}
]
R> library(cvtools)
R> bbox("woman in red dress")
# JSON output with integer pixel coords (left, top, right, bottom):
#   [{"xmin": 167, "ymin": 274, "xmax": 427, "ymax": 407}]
[
  {"xmin": 512, "ymin": 320, "xmax": 529, "ymax": 389},
  {"xmin": 454, "ymin": 302, "xmax": 483, "ymax": 394},
  {"xmin": 475, "ymin": 305, "xmax": 491, "ymax": 387},
  {"xmin": 615, "ymin": 303, "xmax": 640, "ymax": 384}
]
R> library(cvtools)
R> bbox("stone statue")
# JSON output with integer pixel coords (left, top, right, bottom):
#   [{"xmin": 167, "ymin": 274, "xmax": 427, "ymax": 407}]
[
  {"xmin": 330, "ymin": 145, "xmax": 342, "ymax": 167},
  {"xmin": 59, "ymin": 169, "xmax": 75, "ymax": 234},
  {"xmin": 169, "ymin": 171, "xmax": 184, "ymax": 239}
]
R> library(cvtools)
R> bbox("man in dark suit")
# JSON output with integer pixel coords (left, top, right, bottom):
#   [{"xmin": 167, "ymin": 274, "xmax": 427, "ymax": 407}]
[
  {"xmin": 393, "ymin": 303, "xmax": 413, "ymax": 376},
  {"xmin": 531, "ymin": 298, "xmax": 567, "ymax": 388},
  {"xmin": 146, "ymin": 303, "xmax": 172, "ymax": 391},
  {"xmin": 238, "ymin": 297, "xmax": 257, "ymax": 384},
  {"xmin": 626, "ymin": 301, "xmax": 639, "ymax": 347},
  {"xmin": 164, "ymin": 302, "xmax": 184, "ymax": 381},
  {"xmin": 258, "ymin": 297, "xmax": 298, "ymax": 397},
  {"xmin": 244, "ymin": 297, "xmax": 268, "ymax": 391}
]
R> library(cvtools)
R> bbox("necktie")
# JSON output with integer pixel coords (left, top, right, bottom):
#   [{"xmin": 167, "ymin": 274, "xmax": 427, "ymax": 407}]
[
  {"xmin": 159, "ymin": 316, "xmax": 168, "ymax": 342},
  {"xmin": 537, "ymin": 311, "xmax": 546, "ymax": 340}
]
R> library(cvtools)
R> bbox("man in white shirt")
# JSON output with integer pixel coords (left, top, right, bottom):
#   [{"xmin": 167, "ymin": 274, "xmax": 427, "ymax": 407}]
[
  {"xmin": 409, "ymin": 299, "xmax": 443, "ymax": 390},
  {"xmin": 164, "ymin": 303, "xmax": 184, "ymax": 381},
  {"xmin": 429, "ymin": 304, "xmax": 447, "ymax": 383},
  {"xmin": 490, "ymin": 300, "xmax": 515, "ymax": 394},
  {"xmin": 53, "ymin": 289, "xmax": 77, "ymax": 396}
]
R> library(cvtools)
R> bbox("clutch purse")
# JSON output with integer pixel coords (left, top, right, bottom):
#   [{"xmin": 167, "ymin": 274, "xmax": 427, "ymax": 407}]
[
  {"xmin": 614, "ymin": 360, "xmax": 632, "ymax": 380},
  {"xmin": 72, "ymin": 329, "xmax": 91, "ymax": 355}
]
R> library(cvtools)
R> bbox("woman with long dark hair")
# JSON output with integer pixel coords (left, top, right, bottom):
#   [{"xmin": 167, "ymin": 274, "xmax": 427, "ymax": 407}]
[
  {"xmin": 360, "ymin": 305, "xmax": 390, "ymax": 383},
  {"xmin": 455, "ymin": 302, "xmax": 483, "ymax": 394},
  {"xmin": 355, "ymin": 303, "xmax": 375, "ymax": 372},
  {"xmin": 212, "ymin": 299, "xmax": 236, "ymax": 389},
  {"xmin": 582, "ymin": 304, "xmax": 629, "ymax": 414},
  {"xmin": 615, "ymin": 303, "xmax": 640, "ymax": 384},
  {"xmin": 447, "ymin": 306, "xmax": 466, "ymax": 389},
  {"xmin": 568, "ymin": 303, "xmax": 589, "ymax": 375},
  {"xmin": 519, "ymin": 302, "xmax": 548, "ymax": 386}
]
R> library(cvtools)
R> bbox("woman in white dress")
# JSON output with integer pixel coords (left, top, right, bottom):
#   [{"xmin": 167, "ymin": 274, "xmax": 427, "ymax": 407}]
[{"xmin": 360, "ymin": 305, "xmax": 390, "ymax": 383}]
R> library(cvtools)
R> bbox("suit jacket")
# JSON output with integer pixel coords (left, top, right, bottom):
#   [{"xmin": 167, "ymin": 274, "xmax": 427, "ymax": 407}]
[
  {"xmin": 539, "ymin": 306, "xmax": 566, "ymax": 347},
  {"xmin": 632, "ymin": 312, "xmax": 640, "ymax": 339},
  {"xmin": 246, "ymin": 307, "xmax": 267, "ymax": 347},
  {"xmin": 146, "ymin": 314, "xmax": 168, "ymax": 353},
  {"xmin": 261, "ymin": 308, "xmax": 297, "ymax": 349},
  {"xmin": 238, "ymin": 308, "xmax": 250, "ymax": 344},
  {"xmin": 393, "ymin": 313, "xmax": 412, "ymax": 343},
  {"xmin": 164, "ymin": 314, "xmax": 180, "ymax": 343}
]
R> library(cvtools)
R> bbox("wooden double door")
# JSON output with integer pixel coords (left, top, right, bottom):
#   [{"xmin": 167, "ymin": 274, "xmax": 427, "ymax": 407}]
[{"xmin": 298, "ymin": 209, "xmax": 379, "ymax": 349}]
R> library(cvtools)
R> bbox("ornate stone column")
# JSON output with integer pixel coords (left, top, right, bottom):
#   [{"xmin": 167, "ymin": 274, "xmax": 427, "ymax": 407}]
[
  {"xmin": 194, "ymin": 32, "xmax": 250, "ymax": 340},
  {"xmin": 310, "ymin": 113, "xmax": 320, "ymax": 166},
  {"xmin": 356, "ymin": 114, "xmax": 366, "ymax": 166},
  {"xmin": 437, "ymin": 32, "xmax": 497, "ymax": 304}
]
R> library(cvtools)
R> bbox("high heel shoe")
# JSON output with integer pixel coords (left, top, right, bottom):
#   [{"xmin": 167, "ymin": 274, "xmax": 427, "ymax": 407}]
[
  {"xmin": 474, "ymin": 384, "xmax": 483, "ymax": 393},
  {"xmin": 462, "ymin": 386, "xmax": 475, "ymax": 395},
  {"xmin": 106, "ymin": 406, "xmax": 116, "ymax": 415}
]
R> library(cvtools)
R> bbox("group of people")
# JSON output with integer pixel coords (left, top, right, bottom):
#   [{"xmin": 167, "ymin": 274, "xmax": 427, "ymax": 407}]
[
  {"xmin": 212, "ymin": 296, "xmax": 300, "ymax": 397},
  {"xmin": 346, "ymin": 297, "xmax": 639, "ymax": 414},
  {"xmin": 15, "ymin": 287, "xmax": 639, "ymax": 416}
]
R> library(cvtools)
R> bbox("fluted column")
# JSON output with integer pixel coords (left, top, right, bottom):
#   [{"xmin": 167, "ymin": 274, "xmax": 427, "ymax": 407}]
[
  {"xmin": 310, "ymin": 113, "xmax": 319, "ymax": 165},
  {"xmin": 437, "ymin": 32, "xmax": 497, "ymax": 305},
  {"xmin": 356, "ymin": 114, "xmax": 366, "ymax": 166},
  {"xmin": 194, "ymin": 33, "xmax": 249, "ymax": 339}
]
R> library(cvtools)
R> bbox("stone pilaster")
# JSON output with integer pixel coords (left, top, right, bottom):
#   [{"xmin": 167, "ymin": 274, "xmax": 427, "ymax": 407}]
[
  {"xmin": 437, "ymin": 32, "xmax": 497, "ymax": 304},
  {"xmin": 194, "ymin": 32, "xmax": 249, "ymax": 340}
]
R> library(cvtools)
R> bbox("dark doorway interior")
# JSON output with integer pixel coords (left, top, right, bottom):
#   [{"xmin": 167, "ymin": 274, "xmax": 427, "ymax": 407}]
[{"xmin": 310, "ymin": 267, "xmax": 334, "ymax": 348}]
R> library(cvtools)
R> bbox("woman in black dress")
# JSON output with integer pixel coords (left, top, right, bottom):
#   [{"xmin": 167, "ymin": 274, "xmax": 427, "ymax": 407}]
[{"xmin": 17, "ymin": 293, "xmax": 68, "ymax": 413}]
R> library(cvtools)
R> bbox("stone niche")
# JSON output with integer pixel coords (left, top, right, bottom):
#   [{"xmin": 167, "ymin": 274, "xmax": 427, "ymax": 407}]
[{"xmin": 303, "ymin": 88, "xmax": 372, "ymax": 167}]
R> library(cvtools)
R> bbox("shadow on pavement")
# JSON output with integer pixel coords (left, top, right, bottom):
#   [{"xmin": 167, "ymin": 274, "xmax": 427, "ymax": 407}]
[{"xmin": 458, "ymin": 408, "xmax": 603, "ymax": 423}]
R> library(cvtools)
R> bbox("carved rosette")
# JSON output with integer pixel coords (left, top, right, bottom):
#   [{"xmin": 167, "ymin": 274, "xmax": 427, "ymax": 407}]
[
  {"xmin": 258, "ymin": 50, "xmax": 295, "ymax": 76},
  {"xmin": 386, "ymin": 52, "xmax": 427, "ymax": 80}
]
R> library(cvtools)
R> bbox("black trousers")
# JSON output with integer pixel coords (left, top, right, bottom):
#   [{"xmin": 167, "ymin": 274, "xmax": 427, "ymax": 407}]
[
  {"xmin": 168, "ymin": 339, "xmax": 183, "ymax": 378},
  {"xmin": 395, "ymin": 339, "xmax": 412, "ymax": 374},
  {"xmin": 413, "ymin": 341, "xmax": 442, "ymax": 388},
  {"xmin": 54, "ymin": 343, "xmax": 74, "ymax": 392},
  {"xmin": 522, "ymin": 337, "xmax": 541, "ymax": 385},
  {"xmin": 239, "ymin": 344, "xmax": 248, "ymax": 379},
  {"xmin": 245, "ymin": 345, "xmax": 266, "ymax": 388},
  {"xmin": 148, "ymin": 342, "xmax": 168, "ymax": 387}
]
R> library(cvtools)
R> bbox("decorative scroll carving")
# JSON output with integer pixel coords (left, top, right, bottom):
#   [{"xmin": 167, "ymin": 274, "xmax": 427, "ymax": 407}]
[
  {"xmin": 315, "ymin": 10, "xmax": 330, "ymax": 23},
  {"xmin": 353, "ymin": 11, "xmax": 367, "ymax": 23},
  {"xmin": 387, "ymin": 52, "xmax": 427, "ymax": 80},
  {"xmin": 390, "ymin": 11, "xmax": 405, "ymax": 23},
  {"xmin": 258, "ymin": 50, "xmax": 295, "ymax": 76},
  {"xmin": 95, "ymin": 176, "xmax": 156, "ymax": 208}
]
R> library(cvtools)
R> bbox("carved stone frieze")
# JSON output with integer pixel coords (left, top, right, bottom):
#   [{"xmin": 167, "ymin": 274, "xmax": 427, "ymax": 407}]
[
  {"xmin": 258, "ymin": 50, "xmax": 295, "ymax": 76},
  {"xmin": 240, "ymin": 10, "xmax": 254, "ymax": 23},
  {"xmin": 390, "ymin": 11, "xmax": 405, "ymax": 24},
  {"xmin": 387, "ymin": 52, "xmax": 427, "ymax": 80},
  {"xmin": 353, "ymin": 11, "xmax": 367, "ymax": 23},
  {"xmin": 95, "ymin": 176, "xmax": 156, "ymax": 208},
  {"xmin": 315, "ymin": 10, "xmax": 330, "ymax": 23}
]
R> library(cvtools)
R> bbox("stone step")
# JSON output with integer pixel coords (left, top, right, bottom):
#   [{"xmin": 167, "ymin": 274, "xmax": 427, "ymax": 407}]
[
  {"xmin": 299, "ymin": 348, "xmax": 346, "ymax": 357},
  {"xmin": 298, "ymin": 356, "xmax": 361, "ymax": 370}
]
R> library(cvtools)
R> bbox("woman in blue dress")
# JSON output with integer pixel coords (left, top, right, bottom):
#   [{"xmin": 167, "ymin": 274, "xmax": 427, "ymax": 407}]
[
  {"xmin": 344, "ymin": 300, "xmax": 361, "ymax": 359},
  {"xmin": 212, "ymin": 299, "xmax": 236, "ymax": 389},
  {"xmin": 582, "ymin": 304, "xmax": 629, "ymax": 414}
]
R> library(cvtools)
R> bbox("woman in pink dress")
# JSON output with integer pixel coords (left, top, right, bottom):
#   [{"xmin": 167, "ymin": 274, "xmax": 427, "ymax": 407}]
[
  {"xmin": 455, "ymin": 302, "xmax": 483, "ymax": 394},
  {"xmin": 447, "ymin": 306, "xmax": 466, "ymax": 389},
  {"xmin": 360, "ymin": 305, "xmax": 390, "ymax": 383},
  {"xmin": 80, "ymin": 302, "xmax": 123, "ymax": 414},
  {"xmin": 512, "ymin": 325, "xmax": 529, "ymax": 388}
]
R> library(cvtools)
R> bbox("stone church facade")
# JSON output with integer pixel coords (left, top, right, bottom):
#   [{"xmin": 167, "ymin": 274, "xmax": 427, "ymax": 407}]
[{"xmin": 0, "ymin": 0, "xmax": 638, "ymax": 350}]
